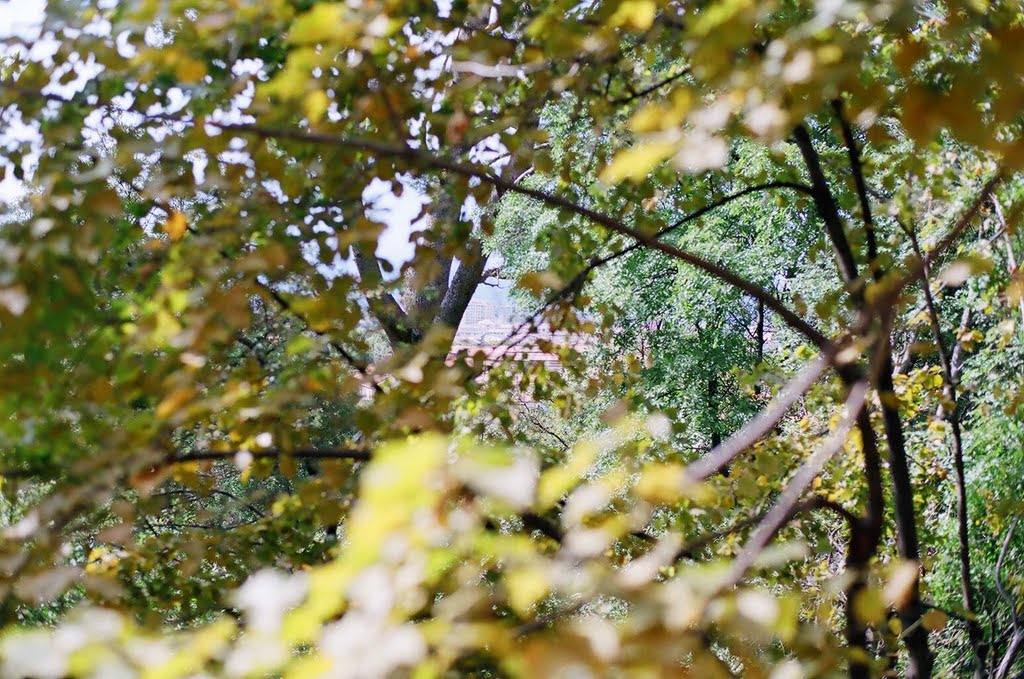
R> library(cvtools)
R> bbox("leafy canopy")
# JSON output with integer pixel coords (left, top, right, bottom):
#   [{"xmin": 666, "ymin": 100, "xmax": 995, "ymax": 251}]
[{"xmin": 1, "ymin": 1, "xmax": 1024, "ymax": 679}]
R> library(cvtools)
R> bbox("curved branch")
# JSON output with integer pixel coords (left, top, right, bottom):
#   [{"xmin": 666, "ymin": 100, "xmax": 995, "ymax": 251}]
[
  {"xmin": 610, "ymin": 67, "xmax": 692, "ymax": 106},
  {"xmin": 833, "ymin": 99, "xmax": 878, "ymax": 271},
  {"xmin": 662, "ymin": 181, "xmax": 814, "ymax": 234},
  {"xmin": 198, "ymin": 119, "xmax": 830, "ymax": 349}
]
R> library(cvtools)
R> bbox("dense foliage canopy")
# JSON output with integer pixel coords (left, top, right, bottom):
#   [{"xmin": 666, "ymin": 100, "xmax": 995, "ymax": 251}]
[{"xmin": 2, "ymin": 1, "xmax": 1024, "ymax": 677}]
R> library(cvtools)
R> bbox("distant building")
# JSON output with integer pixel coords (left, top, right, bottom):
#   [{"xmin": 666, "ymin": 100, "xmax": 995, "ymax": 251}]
[
  {"xmin": 448, "ymin": 343, "xmax": 561, "ymax": 370},
  {"xmin": 461, "ymin": 299, "xmax": 498, "ymax": 326},
  {"xmin": 456, "ymin": 296, "xmax": 521, "ymax": 344}
]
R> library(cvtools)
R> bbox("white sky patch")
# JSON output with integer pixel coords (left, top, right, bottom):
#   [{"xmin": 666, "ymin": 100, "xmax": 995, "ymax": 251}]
[
  {"xmin": 0, "ymin": 173, "xmax": 24, "ymax": 204},
  {"xmin": 0, "ymin": 0, "xmax": 496, "ymax": 304},
  {"xmin": 364, "ymin": 177, "xmax": 427, "ymax": 271},
  {"xmin": 0, "ymin": 0, "xmax": 46, "ymax": 41}
]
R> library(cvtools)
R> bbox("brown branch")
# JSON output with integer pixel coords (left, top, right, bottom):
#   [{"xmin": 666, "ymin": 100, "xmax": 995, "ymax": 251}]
[
  {"xmin": 671, "ymin": 495, "xmax": 857, "ymax": 562},
  {"xmin": 684, "ymin": 355, "xmax": 830, "ymax": 481},
  {"xmin": 793, "ymin": 123, "xmax": 860, "ymax": 286},
  {"xmin": 907, "ymin": 225, "xmax": 986, "ymax": 676},
  {"xmin": 260, "ymin": 284, "xmax": 383, "ymax": 394},
  {"xmin": 996, "ymin": 519, "xmax": 1023, "ymax": 679},
  {"xmin": 609, "ymin": 66, "xmax": 692, "ymax": 106},
  {"xmin": 478, "ymin": 180, "xmax": 819, "ymax": 367},
  {"xmin": 154, "ymin": 488, "xmax": 268, "ymax": 519},
  {"xmin": 520, "ymin": 512, "xmax": 565, "ymax": 543},
  {"xmin": 993, "ymin": 196, "xmax": 1024, "ymax": 326},
  {"xmin": 5, "ymin": 84, "xmax": 825, "ymax": 349},
  {"xmin": 718, "ymin": 381, "xmax": 868, "ymax": 592},
  {"xmin": 996, "ymin": 519, "xmax": 1021, "ymax": 630},
  {"xmin": 832, "ymin": 99, "xmax": 879, "ymax": 273},
  {"xmin": 170, "ymin": 447, "xmax": 371, "ymax": 464},
  {"xmin": 189, "ymin": 119, "xmax": 830, "ymax": 349}
]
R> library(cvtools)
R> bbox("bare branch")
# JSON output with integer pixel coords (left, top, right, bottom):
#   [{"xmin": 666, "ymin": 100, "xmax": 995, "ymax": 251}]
[
  {"xmin": 170, "ymin": 447, "xmax": 371, "ymax": 465},
  {"xmin": 832, "ymin": 99, "xmax": 879, "ymax": 272},
  {"xmin": 684, "ymin": 356, "xmax": 830, "ymax": 481},
  {"xmin": 610, "ymin": 67, "xmax": 692, "ymax": 106},
  {"xmin": 718, "ymin": 380, "xmax": 868, "ymax": 591}
]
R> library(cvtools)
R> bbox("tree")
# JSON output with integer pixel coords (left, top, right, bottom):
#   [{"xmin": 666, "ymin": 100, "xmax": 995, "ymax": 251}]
[{"xmin": 2, "ymin": 1, "xmax": 1024, "ymax": 678}]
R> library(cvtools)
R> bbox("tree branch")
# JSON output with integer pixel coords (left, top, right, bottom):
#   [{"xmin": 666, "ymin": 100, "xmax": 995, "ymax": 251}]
[
  {"xmin": 907, "ymin": 225, "xmax": 986, "ymax": 676},
  {"xmin": 191, "ymin": 119, "xmax": 830, "ymax": 349},
  {"xmin": 718, "ymin": 381, "xmax": 868, "ymax": 592},
  {"xmin": 609, "ymin": 66, "xmax": 692, "ymax": 106},
  {"xmin": 833, "ymin": 99, "xmax": 879, "ymax": 273},
  {"xmin": 169, "ymin": 447, "xmax": 371, "ymax": 464},
  {"xmin": 684, "ymin": 355, "xmax": 830, "ymax": 481},
  {"xmin": 793, "ymin": 124, "xmax": 860, "ymax": 286}
]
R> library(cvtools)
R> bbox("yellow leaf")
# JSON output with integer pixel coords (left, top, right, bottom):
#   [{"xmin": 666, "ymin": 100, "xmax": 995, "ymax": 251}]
[
  {"xmin": 600, "ymin": 141, "xmax": 676, "ymax": 184},
  {"xmin": 144, "ymin": 617, "xmax": 235, "ymax": 679},
  {"xmin": 289, "ymin": 4, "xmax": 356, "ymax": 45},
  {"xmin": 921, "ymin": 609, "xmax": 948, "ymax": 631},
  {"xmin": 519, "ymin": 270, "xmax": 563, "ymax": 294},
  {"xmin": 609, "ymin": 0, "xmax": 657, "ymax": 31},
  {"xmin": 506, "ymin": 567, "xmax": 550, "ymax": 615},
  {"xmin": 304, "ymin": 89, "xmax": 331, "ymax": 122},
  {"xmin": 692, "ymin": 0, "xmax": 754, "ymax": 36},
  {"xmin": 261, "ymin": 48, "xmax": 320, "ymax": 100},
  {"xmin": 884, "ymin": 560, "xmax": 920, "ymax": 609},
  {"xmin": 164, "ymin": 211, "xmax": 187, "ymax": 241},
  {"xmin": 635, "ymin": 463, "xmax": 685, "ymax": 503},
  {"xmin": 175, "ymin": 57, "xmax": 207, "ymax": 84},
  {"xmin": 155, "ymin": 386, "xmax": 195, "ymax": 419},
  {"xmin": 538, "ymin": 442, "xmax": 598, "ymax": 509},
  {"xmin": 852, "ymin": 588, "xmax": 886, "ymax": 626}
]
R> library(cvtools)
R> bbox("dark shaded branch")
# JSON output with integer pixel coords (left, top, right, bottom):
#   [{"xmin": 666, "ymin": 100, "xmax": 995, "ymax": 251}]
[
  {"xmin": 567, "ymin": 181, "xmax": 814, "ymax": 283},
  {"xmin": 907, "ymin": 225, "xmax": 986, "ymax": 676},
  {"xmin": 793, "ymin": 124, "xmax": 860, "ymax": 286},
  {"xmin": 833, "ymin": 99, "xmax": 879, "ymax": 272},
  {"xmin": 170, "ymin": 447, "xmax": 371, "ymax": 464},
  {"xmin": 155, "ymin": 488, "xmax": 267, "ymax": 520},
  {"xmin": 610, "ymin": 67, "xmax": 692, "ymax": 106},
  {"xmin": 662, "ymin": 181, "xmax": 814, "ymax": 234},
  {"xmin": 719, "ymin": 381, "xmax": 868, "ymax": 591},
  {"xmin": 520, "ymin": 512, "xmax": 565, "ymax": 543},
  {"xmin": 875, "ymin": 334, "xmax": 935, "ymax": 678}
]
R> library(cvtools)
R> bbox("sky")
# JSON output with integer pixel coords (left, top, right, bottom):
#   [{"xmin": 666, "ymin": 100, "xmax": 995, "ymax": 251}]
[
  {"xmin": 0, "ymin": 0, "xmax": 429, "ymax": 272},
  {"xmin": 0, "ymin": 0, "xmax": 512, "ymax": 311}
]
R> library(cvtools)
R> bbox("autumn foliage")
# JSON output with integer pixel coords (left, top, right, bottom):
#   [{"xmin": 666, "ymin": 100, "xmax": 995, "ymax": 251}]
[{"xmin": 2, "ymin": 2, "xmax": 1024, "ymax": 678}]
